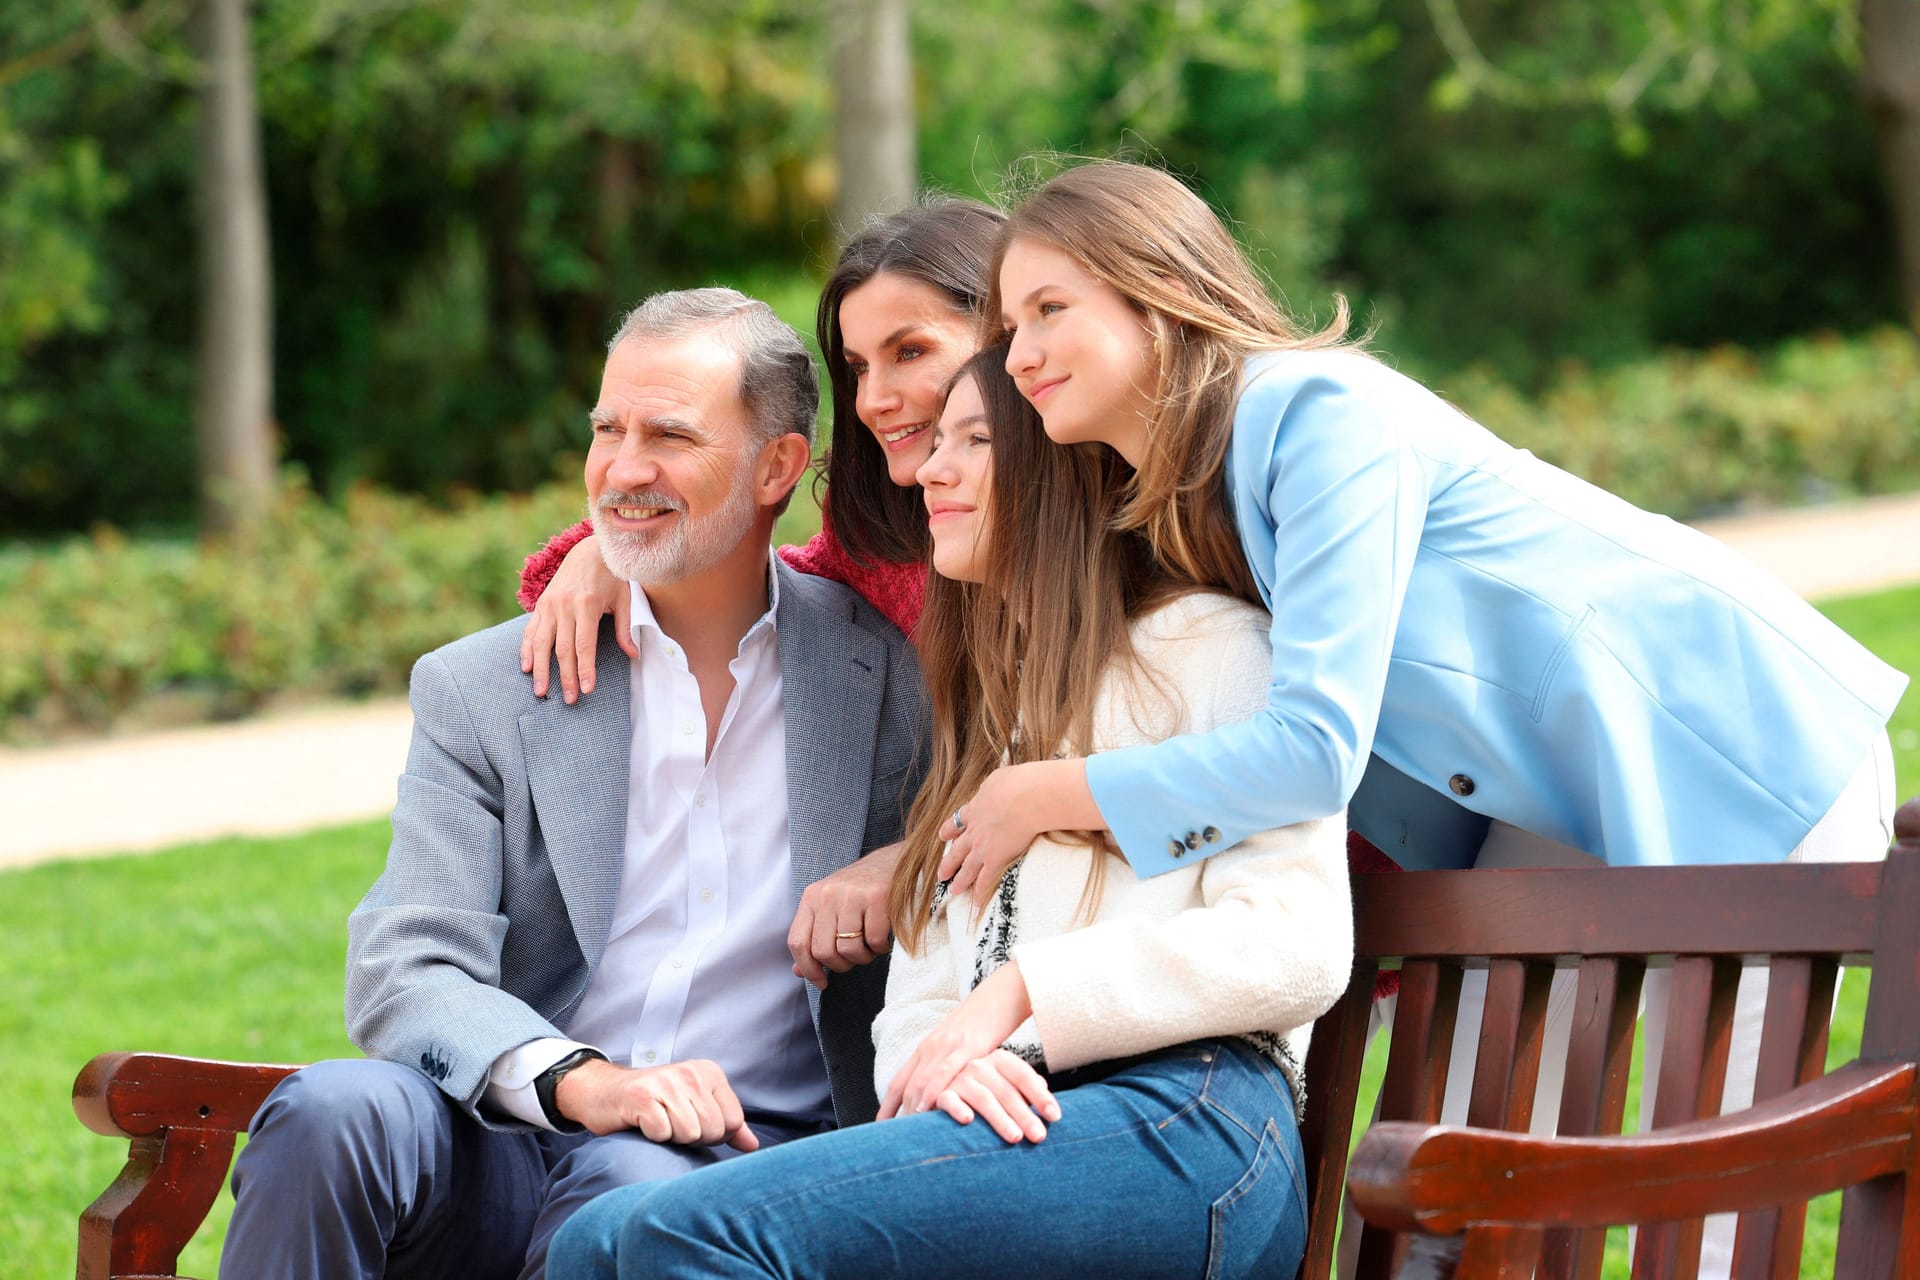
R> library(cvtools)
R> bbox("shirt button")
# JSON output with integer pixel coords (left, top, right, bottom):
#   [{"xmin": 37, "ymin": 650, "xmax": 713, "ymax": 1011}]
[
  {"xmin": 643, "ymin": 1050, "xmax": 657, "ymax": 1063},
  {"xmin": 700, "ymin": 888, "xmax": 715, "ymax": 902},
  {"xmin": 679, "ymin": 723, "xmax": 695, "ymax": 736},
  {"xmin": 1449, "ymin": 773, "xmax": 1476, "ymax": 797},
  {"xmin": 671, "ymin": 959, "xmax": 683, "ymax": 969},
  {"xmin": 695, "ymin": 794, "xmax": 707, "ymax": 808}
]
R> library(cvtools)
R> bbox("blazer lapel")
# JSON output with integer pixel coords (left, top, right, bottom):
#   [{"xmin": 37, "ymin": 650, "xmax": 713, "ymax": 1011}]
[
  {"xmin": 775, "ymin": 563, "xmax": 888, "ymax": 906},
  {"xmin": 519, "ymin": 644, "xmax": 631, "ymax": 964}
]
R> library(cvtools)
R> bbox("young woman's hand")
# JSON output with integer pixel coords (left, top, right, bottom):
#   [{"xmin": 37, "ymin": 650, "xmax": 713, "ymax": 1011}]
[
  {"xmin": 877, "ymin": 963, "xmax": 1054, "ymax": 1138},
  {"xmin": 938, "ymin": 758, "xmax": 1104, "ymax": 907},
  {"xmin": 927, "ymin": 1050, "xmax": 1060, "ymax": 1144},
  {"xmin": 519, "ymin": 534, "xmax": 633, "ymax": 702}
]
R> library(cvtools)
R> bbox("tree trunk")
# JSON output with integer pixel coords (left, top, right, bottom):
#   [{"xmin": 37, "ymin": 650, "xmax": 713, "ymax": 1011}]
[
  {"xmin": 1863, "ymin": 0, "xmax": 1920, "ymax": 331},
  {"xmin": 831, "ymin": 0, "xmax": 917, "ymax": 241},
  {"xmin": 194, "ymin": 0, "xmax": 276, "ymax": 537}
]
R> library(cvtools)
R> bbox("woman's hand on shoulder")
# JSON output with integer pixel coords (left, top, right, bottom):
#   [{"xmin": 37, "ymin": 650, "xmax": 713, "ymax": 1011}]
[
  {"xmin": 519, "ymin": 534, "xmax": 633, "ymax": 703},
  {"xmin": 940, "ymin": 758, "xmax": 1102, "ymax": 908}
]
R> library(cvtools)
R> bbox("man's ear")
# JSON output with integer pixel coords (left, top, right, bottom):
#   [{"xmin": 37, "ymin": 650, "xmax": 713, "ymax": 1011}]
[{"xmin": 757, "ymin": 432, "xmax": 813, "ymax": 509}]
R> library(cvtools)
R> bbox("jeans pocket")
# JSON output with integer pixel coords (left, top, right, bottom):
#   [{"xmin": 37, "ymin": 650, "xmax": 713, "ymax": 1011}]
[{"xmin": 1204, "ymin": 1118, "xmax": 1308, "ymax": 1280}]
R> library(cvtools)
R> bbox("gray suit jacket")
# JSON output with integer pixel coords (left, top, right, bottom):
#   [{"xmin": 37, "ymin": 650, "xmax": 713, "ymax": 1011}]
[{"xmin": 345, "ymin": 561, "xmax": 928, "ymax": 1129}]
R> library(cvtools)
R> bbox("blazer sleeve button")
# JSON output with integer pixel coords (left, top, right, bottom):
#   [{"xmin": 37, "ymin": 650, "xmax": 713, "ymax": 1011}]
[
  {"xmin": 1169, "ymin": 839, "xmax": 1186, "ymax": 859},
  {"xmin": 1449, "ymin": 773, "xmax": 1476, "ymax": 797},
  {"xmin": 1184, "ymin": 831, "xmax": 1202, "ymax": 850},
  {"xmin": 1202, "ymin": 826, "xmax": 1221, "ymax": 843}
]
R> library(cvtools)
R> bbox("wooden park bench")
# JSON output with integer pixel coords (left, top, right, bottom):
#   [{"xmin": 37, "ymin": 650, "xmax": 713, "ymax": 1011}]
[{"xmin": 74, "ymin": 799, "xmax": 1920, "ymax": 1279}]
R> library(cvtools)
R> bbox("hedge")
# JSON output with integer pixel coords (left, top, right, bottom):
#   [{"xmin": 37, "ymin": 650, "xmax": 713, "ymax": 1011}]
[{"xmin": 3, "ymin": 328, "xmax": 1914, "ymax": 738}]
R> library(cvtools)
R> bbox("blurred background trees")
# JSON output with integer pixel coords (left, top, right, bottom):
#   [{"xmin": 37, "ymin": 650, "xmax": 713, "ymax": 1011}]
[{"xmin": 0, "ymin": 0, "xmax": 1908, "ymax": 539}]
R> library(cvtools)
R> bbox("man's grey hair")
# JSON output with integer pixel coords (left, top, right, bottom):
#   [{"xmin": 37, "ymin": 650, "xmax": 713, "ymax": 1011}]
[{"xmin": 608, "ymin": 287, "xmax": 819, "ymax": 448}]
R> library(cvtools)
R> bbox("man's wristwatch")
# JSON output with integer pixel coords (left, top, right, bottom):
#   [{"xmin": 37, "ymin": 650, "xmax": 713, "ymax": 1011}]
[{"xmin": 533, "ymin": 1047, "xmax": 609, "ymax": 1133}]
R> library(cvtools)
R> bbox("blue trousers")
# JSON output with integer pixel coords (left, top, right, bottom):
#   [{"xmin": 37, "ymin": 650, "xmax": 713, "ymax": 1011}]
[
  {"xmin": 548, "ymin": 1039, "xmax": 1307, "ymax": 1279},
  {"xmin": 220, "ymin": 1058, "xmax": 818, "ymax": 1280}
]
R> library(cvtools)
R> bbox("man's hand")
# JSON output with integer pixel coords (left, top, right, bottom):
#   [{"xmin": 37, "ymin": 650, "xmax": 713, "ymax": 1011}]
[
  {"xmin": 789, "ymin": 841, "xmax": 904, "ymax": 989},
  {"xmin": 552, "ymin": 1057, "xmax": 759, "ymax": 1151}
]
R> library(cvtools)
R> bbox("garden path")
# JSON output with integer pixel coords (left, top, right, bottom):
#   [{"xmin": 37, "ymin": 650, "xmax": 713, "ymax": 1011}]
[{"xmin": 5, "ymin": 490, "xmax": 1919, "ymax": 870}]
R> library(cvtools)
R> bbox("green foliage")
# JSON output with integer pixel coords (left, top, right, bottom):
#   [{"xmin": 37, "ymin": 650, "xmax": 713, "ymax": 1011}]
[
  {"xmin": 0, "ymin": 470, "xmax": 826, "ymax": 739},
  {"xmin": 5, "ymin": 326, "xmax": 1910, "ymax": 739},
  {"xmin": 0, "ymin": 0, "xmax": 1905, "ymax": 536},
  {"xmin": 1449, "ymin": 327, "xmax": 1920, "ymax": 517},
  {"xmin": 0, "ymin": 821, "xmax": 384, "ymax": 1277}
]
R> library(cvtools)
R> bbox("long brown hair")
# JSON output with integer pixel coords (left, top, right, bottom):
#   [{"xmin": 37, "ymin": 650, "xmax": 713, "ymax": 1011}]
[
  {"xmin": 816, "ymin": 199, "xmax": 1007, "ymax": 566},
  {"xmin": 987, "ymin": 161, "xmax": 1354, "ymax": 601},
  {"xmin": 890, "ymin": 344, "xmax": 1176, "ymax": 953}
]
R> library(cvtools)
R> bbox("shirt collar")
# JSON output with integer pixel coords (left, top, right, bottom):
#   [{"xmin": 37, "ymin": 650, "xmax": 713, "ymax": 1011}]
[{"xmin": 627, "ymin": 546, "xmax": 782, "ymax": 651}]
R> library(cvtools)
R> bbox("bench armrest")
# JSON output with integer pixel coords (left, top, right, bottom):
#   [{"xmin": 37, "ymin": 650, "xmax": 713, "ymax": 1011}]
[
  {"xmin": 1348, "ymin": 1058, "xmax": 1918, "ymax": 1236},
  {"xmin": 73, "ymin": 1052, "xmax": 302, "ymax": 1280}
]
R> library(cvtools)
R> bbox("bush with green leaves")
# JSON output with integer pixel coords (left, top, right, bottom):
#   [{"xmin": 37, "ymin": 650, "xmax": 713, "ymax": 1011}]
[
  {"xmin": 1450, "ymin": 328, "xmax": 1920, "ymax": 517},
  {"xmin": 0, "ymin": 477, "xmax": 585, "ymax": 736},
  {"xmin": 2, "ymin": 327, "xmax": 1914, "ymax": 739}
]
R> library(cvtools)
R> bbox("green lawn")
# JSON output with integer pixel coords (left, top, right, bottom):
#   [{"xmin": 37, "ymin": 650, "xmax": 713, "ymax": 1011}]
[
  {"xmin": 2, "ymin": 823, "xmax": 385, "ymax": 1279},
  {"xmin": 4, "ymin": 585, "xmax": 1913, "ymax": 1279}
]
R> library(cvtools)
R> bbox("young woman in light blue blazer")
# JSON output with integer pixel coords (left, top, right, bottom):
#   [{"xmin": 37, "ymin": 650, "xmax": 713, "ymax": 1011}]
[{"xmin": 938, "ymin": 160, "xmax": 1905, "ymax": 1279}]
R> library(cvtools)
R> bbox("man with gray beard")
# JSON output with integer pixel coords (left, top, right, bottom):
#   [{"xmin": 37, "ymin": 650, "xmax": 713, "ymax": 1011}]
[{"xmin": 219, "ymin": 288, "xmax": 928, "ymax": 1280}]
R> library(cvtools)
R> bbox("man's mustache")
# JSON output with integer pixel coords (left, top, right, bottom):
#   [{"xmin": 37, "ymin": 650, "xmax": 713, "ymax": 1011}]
[{"xmin": 596, "ymin": 489, "xmax": 688, "ymax": 516}]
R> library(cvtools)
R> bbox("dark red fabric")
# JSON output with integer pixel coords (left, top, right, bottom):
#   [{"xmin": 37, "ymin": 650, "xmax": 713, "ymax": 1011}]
[
  {"xmin": 776, "ymin": 504, "xmax": 925, "ymax": 637},
  {"xmin": 518, "ymin": 518, "xmax": 595, "ymax": 613}
]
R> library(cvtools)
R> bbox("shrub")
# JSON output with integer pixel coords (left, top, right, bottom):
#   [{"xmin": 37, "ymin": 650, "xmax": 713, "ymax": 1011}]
[
  {"xmin": 1442, "ymin": 328, "xmax": 1920, "ymax": 518},
  {"xmin": 1, "ymin": 329, "xmax": 1913, "ymax": 738}
]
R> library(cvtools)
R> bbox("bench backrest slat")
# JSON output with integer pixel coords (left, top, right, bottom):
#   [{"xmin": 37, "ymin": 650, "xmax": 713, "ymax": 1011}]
[
  {"xmin": 1464, "ymin": 958, "xmax": 1552, "ymax": 1132},
  {"xmin": 1302, "ymin": 850, "xmax": 1909, "ymax": 1280}
]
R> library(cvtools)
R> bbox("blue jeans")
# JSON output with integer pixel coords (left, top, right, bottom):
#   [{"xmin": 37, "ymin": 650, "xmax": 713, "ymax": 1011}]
[{"xmin": 548, "ymin": 1039, "xmax": 1307, "ymax": 1279}]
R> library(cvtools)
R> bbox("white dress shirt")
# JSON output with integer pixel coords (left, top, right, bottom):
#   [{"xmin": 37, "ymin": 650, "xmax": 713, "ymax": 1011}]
[{"xmin": 487, "ymin": 555, "xmax": 833, "ymax": 1130}]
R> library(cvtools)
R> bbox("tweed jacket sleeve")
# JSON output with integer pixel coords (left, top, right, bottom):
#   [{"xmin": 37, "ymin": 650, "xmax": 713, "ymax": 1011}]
[
  {"xmin": 870, "ymin": 892, "xmax": 964, "ymax": 1102},
  {"xmin": 1011, "ymin": 596, "xmax": 1353, "ymax": 1073}
]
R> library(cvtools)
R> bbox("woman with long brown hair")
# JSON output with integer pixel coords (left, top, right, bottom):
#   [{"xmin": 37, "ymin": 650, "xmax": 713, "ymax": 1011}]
[
  {"xmin": 938, "ymin": 160, "xmax": 1903, "ymax": 1278},
  {"xmin": 545, "ymin": 346, "xmax": 1352, "ymax": 1280}
]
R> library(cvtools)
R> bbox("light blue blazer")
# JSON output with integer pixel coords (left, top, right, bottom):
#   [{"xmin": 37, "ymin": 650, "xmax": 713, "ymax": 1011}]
[{"xmin": 1086, "ymin": 350, "xmax": 1907, "ymax": 876}]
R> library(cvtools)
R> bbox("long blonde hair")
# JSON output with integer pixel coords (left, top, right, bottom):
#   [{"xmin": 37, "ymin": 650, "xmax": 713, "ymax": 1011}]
[
  {"xmin": 987, "ymin": 160, "xmax": 1355, "ymax": 600},
  {"xmin": 890, "ymin": 344, "xmax": 1177, "ymax": 953}
]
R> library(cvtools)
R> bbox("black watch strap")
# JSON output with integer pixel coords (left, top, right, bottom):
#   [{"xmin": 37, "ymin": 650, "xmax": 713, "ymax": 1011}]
[{"xmin": 533, "ymin": 1047, "xmax": 608, "ymax": 1133}]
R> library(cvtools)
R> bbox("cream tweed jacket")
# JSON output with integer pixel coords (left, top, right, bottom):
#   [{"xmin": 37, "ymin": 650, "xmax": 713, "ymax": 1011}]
[{"xmin": 874, "ymin": 592, "xmax": 1354, "ymax": 1105}]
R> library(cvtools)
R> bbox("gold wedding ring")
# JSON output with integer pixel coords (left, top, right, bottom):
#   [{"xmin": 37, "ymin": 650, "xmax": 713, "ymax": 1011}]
[{"xmin": 835, "ymin": 930, "xmax": 864, "ymax": 940}]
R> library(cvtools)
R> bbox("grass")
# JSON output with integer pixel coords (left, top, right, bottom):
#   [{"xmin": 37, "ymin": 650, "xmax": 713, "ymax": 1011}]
[
  {"xmin": 3, "ymin": 585, "xmax": 1913, "ymax": 1278},
  {"xmin": 2, "ymin": 823, "xmax": 385, "ymax": 1279}
]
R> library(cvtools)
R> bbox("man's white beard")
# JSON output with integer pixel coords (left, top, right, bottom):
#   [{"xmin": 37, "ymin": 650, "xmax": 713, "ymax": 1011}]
[{"xmin": 591, "ymin": 460, "xmax": 759, "ymax": 587}]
